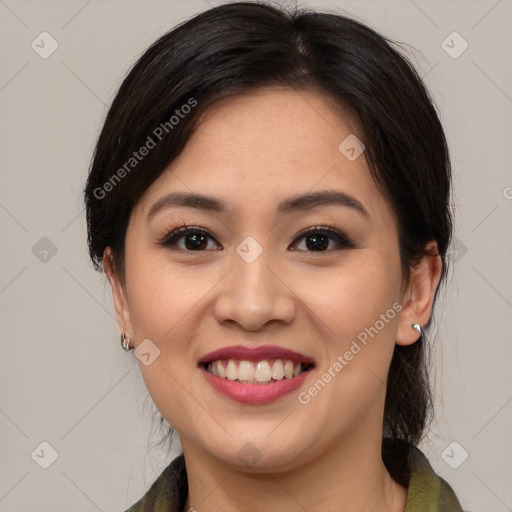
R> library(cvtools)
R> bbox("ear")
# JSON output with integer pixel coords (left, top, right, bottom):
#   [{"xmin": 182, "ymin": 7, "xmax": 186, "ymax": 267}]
[
  {"xmin": 103, "ymin": 247, "xmax": 134, "ymax": 340},
  {"xmin": 396, "ymin": 240, "xmax": 443, "ymax": 346}
]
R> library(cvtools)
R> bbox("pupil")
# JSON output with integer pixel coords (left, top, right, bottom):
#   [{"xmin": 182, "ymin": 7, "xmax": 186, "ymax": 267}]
[
  {"xmin": 306, "ymin": 234, "xmax": 328, "ymax": 251},
  {"xmin": 185, "ymin": 233, "xmax": 207, "ymax": 250}
]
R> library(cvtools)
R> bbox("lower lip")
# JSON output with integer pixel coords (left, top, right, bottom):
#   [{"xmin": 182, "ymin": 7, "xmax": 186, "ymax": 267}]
[{"xmin": 200, "ymin": 365, "xmax": 312, "ymax": 404}]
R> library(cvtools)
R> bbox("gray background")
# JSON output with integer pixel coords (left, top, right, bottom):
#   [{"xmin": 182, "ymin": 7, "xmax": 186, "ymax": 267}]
[{"xmin": 1, "ymin": 0, "xmax": 511, "ymax": 510}]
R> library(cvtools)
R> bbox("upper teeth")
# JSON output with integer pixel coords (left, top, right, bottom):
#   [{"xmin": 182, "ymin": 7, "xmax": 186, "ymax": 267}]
[{"xmin": 206, "ymin": 359, "xmax": 306, "ymax": 383}]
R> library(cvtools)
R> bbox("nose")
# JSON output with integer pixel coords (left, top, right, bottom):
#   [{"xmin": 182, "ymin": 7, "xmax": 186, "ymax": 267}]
[{"xmin": 213, "ymin": 241, "xmax": 296, "ymax": 332}]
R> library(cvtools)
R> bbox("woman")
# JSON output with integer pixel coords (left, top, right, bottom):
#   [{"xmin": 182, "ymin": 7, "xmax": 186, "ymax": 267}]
[{"xmin": 84, "ymin": 2, "xmax": 463, "ymax": 510}]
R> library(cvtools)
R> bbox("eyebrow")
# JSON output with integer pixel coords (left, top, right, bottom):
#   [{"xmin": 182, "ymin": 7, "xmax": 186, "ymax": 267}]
[{"xmin": 146, "ymin": 189, "xmax": 370, "ymax": 220}]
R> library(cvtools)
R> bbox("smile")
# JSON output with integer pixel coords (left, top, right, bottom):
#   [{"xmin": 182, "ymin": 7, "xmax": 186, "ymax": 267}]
[
  {"xmin": 197, "ymin": 344, "xmax": 316, "ymax": 404},
  {"xmin": 204, "ymin": 358, "xmax": 313, "ymax": 384}
]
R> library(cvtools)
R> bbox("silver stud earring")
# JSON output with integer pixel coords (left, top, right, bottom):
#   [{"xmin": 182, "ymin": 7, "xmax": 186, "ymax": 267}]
[
  {"xmin": 121, "ymin": 333, "xmax": 132, "ymax": 351},
  {"xmin": 412, "ymin": 323, "xmax": 423, "ymax": 336}
]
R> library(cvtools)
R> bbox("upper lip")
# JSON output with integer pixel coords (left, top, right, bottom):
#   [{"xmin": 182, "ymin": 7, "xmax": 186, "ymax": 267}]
[{"xmin": 198, "ymin": 345, "xmax": 316, "ymax": 366}]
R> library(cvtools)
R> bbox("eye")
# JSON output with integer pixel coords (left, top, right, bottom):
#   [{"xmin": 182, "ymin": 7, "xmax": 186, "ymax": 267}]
[
  {"xmin": 158, "ymin": 222, "xmax": 354, "ymax": 253},
  {"xmin": 290, "ymin": 225, "xmax": 354, "ymax": 252},
  {"xmin": 158, "ymin": 223, "xmax": 220, "ymax": 251}
]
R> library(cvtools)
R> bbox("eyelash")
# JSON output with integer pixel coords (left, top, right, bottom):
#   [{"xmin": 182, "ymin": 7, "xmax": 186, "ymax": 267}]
[{"xmin": 158, "ymin": 221, "xmax": 355, "ymax": 253}]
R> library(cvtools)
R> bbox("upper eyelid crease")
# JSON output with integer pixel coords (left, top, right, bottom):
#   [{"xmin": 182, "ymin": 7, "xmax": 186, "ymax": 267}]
[{"xmin": 146, "ymin": 190, "xmax": 370, "ymax": 222}]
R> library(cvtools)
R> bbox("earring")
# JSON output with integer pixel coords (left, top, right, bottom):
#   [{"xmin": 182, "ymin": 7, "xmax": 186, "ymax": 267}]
[
  {"xmin": 412, "ymin": 323, "xmax": 423, "ymax": 336},
  {"xmin": 121, "ymin": 333, "xmax": 132, "ymax": 351}
]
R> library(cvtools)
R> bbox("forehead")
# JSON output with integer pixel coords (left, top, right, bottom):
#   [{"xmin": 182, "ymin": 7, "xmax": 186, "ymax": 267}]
[{"xmin": 137, "ymin": 87, "xmax": 392, "ymax": 225}]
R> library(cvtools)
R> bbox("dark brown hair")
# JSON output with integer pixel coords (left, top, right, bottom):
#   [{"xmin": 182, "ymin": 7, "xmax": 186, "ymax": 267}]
[{"xmin": 84, "ymin": 1, "xmax": 453, "ymax": 486}]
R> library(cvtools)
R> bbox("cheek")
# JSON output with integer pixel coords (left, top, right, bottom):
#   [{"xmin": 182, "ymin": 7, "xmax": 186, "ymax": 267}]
[
  {"xmin": 304, "ymin": 254, "xmax": 401, "ymax": 407},
  {"xmin": 306, "ymin": 254, "xmax": 401, "ymax": 341},
  {"xmin": 124, "ymin": 257, "xmax": 204, "ymax": 423},
  {"xmin": 295, "ymin": 260, "xmax": 400, "ymax": 418},
  {"xmin": 124, "ymin": 247, "xmax": 204, "ymax": 341}
]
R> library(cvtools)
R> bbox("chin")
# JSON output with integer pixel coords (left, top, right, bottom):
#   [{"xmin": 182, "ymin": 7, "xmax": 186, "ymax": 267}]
[{"xmin": 201, "ymin": 430, "xmax": 313, "ymax": 473}]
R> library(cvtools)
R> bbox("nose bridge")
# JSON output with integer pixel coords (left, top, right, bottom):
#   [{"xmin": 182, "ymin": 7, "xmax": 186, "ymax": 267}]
[
  {"xmin": 237, "ymin": 237, "xmax": 273, "ymax": 299},
  {"xmin": 213, "ymin": 234, "xmax": 295, "ymax": 330},
  {"xmin": 233, "ymin": 234, "xmax": 276, "ymax": 303}
]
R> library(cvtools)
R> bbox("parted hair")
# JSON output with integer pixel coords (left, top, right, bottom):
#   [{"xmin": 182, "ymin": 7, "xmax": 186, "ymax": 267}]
[{"xmin": 84, "ymin": 1, "xmax": 453, "ymax": 486}]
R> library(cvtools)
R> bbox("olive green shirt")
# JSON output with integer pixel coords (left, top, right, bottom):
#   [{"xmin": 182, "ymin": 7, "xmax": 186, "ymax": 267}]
[{"xmin": 125, "ymin": 444, "xmax": 463, "ymax": 512}]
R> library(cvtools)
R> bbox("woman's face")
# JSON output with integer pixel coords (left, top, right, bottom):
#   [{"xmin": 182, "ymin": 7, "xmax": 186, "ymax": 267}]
[{"xmin": 109, "ymin": 87, "xmax": 423, "ymax": 471}]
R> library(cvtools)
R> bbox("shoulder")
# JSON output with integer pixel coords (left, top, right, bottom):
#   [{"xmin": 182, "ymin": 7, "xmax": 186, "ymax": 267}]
[
  {"xmin": 406, "ymin": 443, "xmax": 464, "ymax": 512},
  {"xmin": 123, "ymin": 453, "xmax": 188, "ymax": 512}
]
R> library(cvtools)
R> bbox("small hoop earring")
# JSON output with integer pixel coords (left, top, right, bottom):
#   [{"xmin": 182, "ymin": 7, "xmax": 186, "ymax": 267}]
[
  {"xmin": 121, "ymin": 333, "xmax": 132, "ymax": 351},
  {"xmin": 412, "ymin": 323, "xmax": 423, "ymax": 336}
]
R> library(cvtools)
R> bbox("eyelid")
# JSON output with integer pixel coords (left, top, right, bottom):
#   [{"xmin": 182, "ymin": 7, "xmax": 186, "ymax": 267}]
[
  {"xmin": 158, "ymin": 222, "xmax": 355, "ymax": 251},
  {"xmin": 291, "ymin": 224, "xmax": 354, "ymax": 248},
  {"xmin": 158, "ymin": 223, "xmax": 218, "ymax": 247}
]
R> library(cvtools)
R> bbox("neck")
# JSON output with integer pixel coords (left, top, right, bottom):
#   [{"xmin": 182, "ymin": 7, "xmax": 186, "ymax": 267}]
[{"xmin": 182, "ymin": 429, "xmax": 407, "ymax": 512}]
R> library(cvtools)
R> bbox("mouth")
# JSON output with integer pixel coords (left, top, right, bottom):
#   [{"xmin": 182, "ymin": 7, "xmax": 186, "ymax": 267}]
[
  {"xmin": 197, "ymin": 345, "xmax": 315, "ymax": 403},
  {"xmin": 202, "ymin": 358, "xmax": 315, "ymax": 384}
]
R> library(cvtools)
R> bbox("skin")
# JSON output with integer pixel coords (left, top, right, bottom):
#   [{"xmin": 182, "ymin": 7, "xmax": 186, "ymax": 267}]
[{"xmin": 104, "ymin": 86, "xmax": 442, "ymax": 512}]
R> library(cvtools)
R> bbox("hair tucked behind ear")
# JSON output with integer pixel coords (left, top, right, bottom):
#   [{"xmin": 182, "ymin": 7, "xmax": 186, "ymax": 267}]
[{"xmin": 84, "ymin": 1, "xmax": 453, "ymax": 485}]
